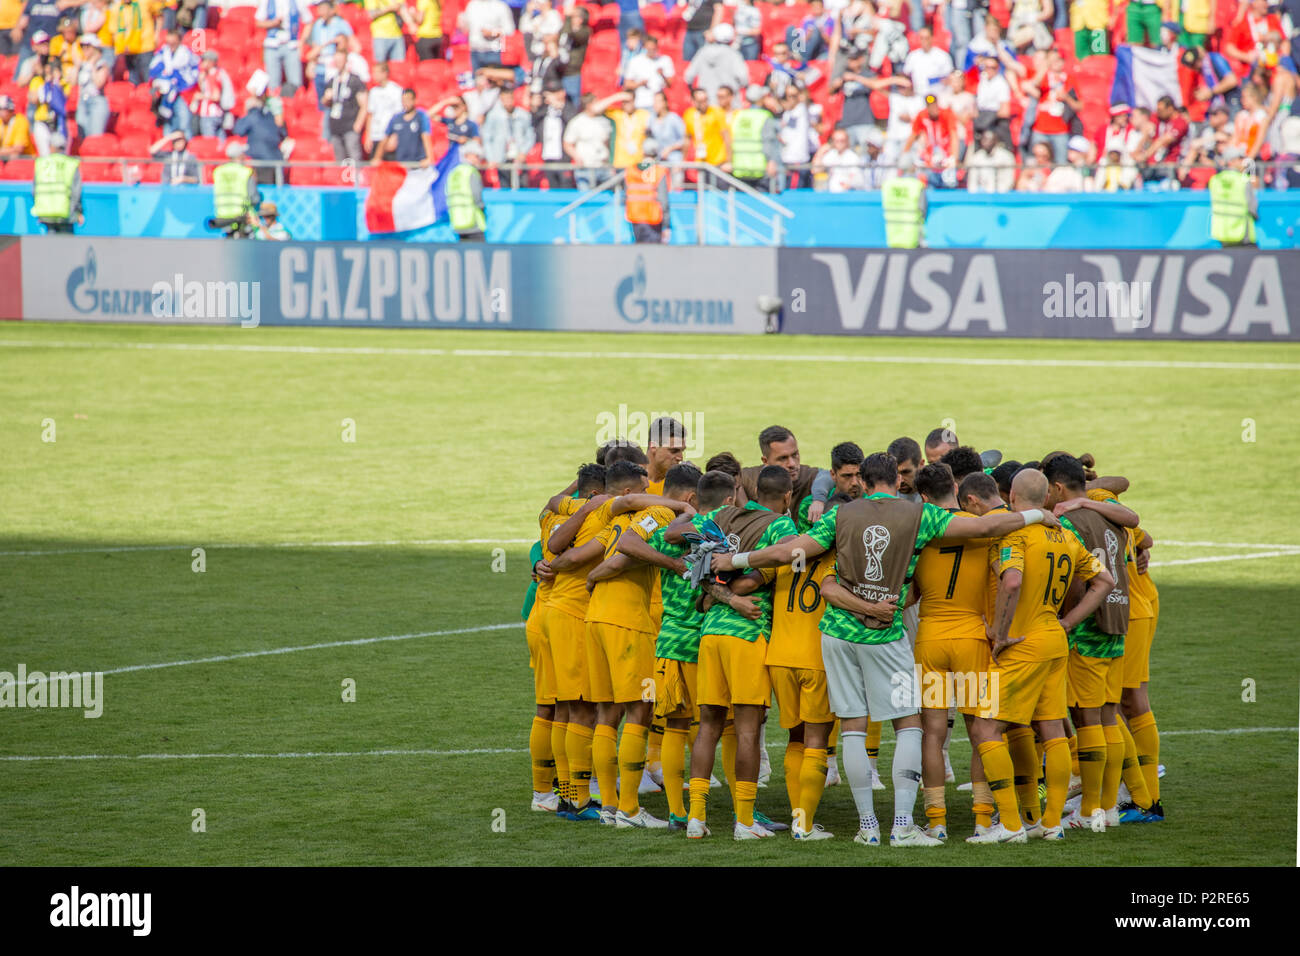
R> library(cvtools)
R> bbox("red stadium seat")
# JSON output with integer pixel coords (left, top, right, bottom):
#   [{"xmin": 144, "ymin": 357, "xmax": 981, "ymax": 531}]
[
  {"xmin": 294, "ymin": 137, "xmax": 335, "ymax": 162},
  {"xmin": 216, "ymin": 6, "xmax": 256, "ymax": 38},
  {"xmin": 104, "ymin": 80, "xmax": 134, "ymax": 114},
  {"xmin": 77, "ymin": 133, "xmax": 121, "ymax": 157},
  {"xmin": 187, "ymin": 135, "xmax": 225, "ymax": 160},
  {"xmin": 114, "ymin": 110, "xmax": 158, "ymax": 138},
  {"xmin": 387, "ymin": 60, "xmax": 413, "ymax": 86},
  {"xmin": 118, "ymin": 133, "xmax": 153, "ymax": 158},
  {"xmin": 0, "ymin": 159, "xmax": 34, "ymax": 180},
  {"xmin": 82, "ymin": 161, "xmax": 124, "ymax": 182}
]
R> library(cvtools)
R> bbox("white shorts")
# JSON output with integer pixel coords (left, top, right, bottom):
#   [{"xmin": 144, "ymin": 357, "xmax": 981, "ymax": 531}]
[{"xmin": 821, "ymin": 632, "xmax": 920, "ymax": 723}]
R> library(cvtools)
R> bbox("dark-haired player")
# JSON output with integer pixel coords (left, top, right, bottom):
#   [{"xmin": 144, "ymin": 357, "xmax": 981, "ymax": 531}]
[
  {"xmin": 646, "ymin": 417, "xmax": 689, "ymax": 494},
  {"xmin": 714, "ymin": 452, "xmax": 1059, "ymax": 848},
  {"xmin": 738, "ymin": 425, "xmax": 834, "ymax": 521},
  {"xmin": 924, "ymin": 427, "xmax": 958, "ymax": 464},
  {"xmin": 939, "ymin": 445, "xmax": 985, "ymax": 483},
  {"xmin": 888, "ymin": 437, "xmax": 924, "ymax": 500}
]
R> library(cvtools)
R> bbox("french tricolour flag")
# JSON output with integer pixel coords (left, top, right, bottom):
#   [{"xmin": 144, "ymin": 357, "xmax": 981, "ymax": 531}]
[
  {"xmin": 1110, "ymin": 45, "xmax": 1183, "ymax": 111},
  {"xmin": 365, "ymin": 144, "xmax": 460, "ymax": 235}
]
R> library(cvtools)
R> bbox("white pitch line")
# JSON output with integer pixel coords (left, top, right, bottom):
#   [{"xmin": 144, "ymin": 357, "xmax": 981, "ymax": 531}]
[
  {"xmin": 0, "ymin": 622, "xmax": 525, "ymax": 688},
  {"xmin": 2, "ymin": 727, "xmax": 1294, "ymax": 763},
  {"xmin": 0, "ymin": 539, "xmax": 533, "ymax": 557},
  {"xmin": 1, "ymin": 338, "xmax": 1298, "ymax": 371},
  {"xmin": 1163, "ymin": 541, "xmax": 1300, "ymax": 549},
  {"xmin": 1149, "ymin": 550, "xmax": 1300, "ymax": 568}
]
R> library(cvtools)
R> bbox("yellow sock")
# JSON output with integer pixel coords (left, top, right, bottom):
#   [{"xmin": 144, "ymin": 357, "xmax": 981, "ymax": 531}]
[
  {"xmin": 797, "ymin": 747, "xmax": 828, "ymax": 831},
  {"xmin": 1101, "ymin": 723, "xmax": 1125, "ymax": 810},
  {"xmin": 721, "ymin": 725, "xmax": 738, "ymax": 804},
  {"xmin": 976, "ymin": 740, "xmax": 1022, "ymax": 832},
  {"xmin": 1007, "ymin": 727, "xmax": 1040, "ymax": 825},
  {"xmin": 593, "ymin": 725, "xmax": 619, "ymax": 811},
  {"xmin": 971, "ymin": 781, "xmax": 994, "ymax": 829},
  {"xmin": 1068, "ymin": 733, "xmax": 1080, "ymax": 778},
  {"xmin": 1034, "ymin": 738, "xmax": 1046, "ymax": 781},
  {"xmin": 688, "ymin": 777, "xmax": 709, "ymax": 823},
  {"xmin": 1076, "ymin": 724, "xmax": 1106, "ymax": 816},
  {"xmin": 551, "ymin": 721, "xmax": 570, "ymax": 803},
  {"xmin": 1117, "ymin": 718, "xmax": 1152, "ymax": 809},
  {"xmin": 923, "ymin": 785, "xmax": 946, "ymax": 829},
  {"xmin": 647, "ymin": 717, "xmax": 664, "ymax": 769},
  {"xmin": 734, "ymin": 780, "xmax": 757, "ymax": 827},
  {"xmin": 663, "ymin": 727, "xmax": 689, "ymax": 819},
  {"xmin": 1041, "ymin": 737, "xmax": 1070, "ymax": 828},
  {"xmin": 617, "ymin": 723, "xmax": 650, "ymax": 815},
  {"xmin": 784, "ymin": 742, "xmax": 805, "ymax": 812},
  {"xmin": 566, "ymin": 724, "xmax": 594, "ymax": 806},
  {"xmin": 1128, "ymin": 711, "xmax": 1160, "ymax": 802},
  {"xmin": 530, "ymin": 717, "xmax": 555, "ymax": 794}
]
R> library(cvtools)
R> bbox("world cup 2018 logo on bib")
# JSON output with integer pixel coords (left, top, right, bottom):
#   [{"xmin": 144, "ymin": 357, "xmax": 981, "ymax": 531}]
[
  {"xmin": 725, "ymin": 532, "xmax": 741, "ymax": 552},
  {"xmin": 1104, "ymin": 528, "xmax": 1119, "ymax": 576},
  {"xmin": 862, "ymin": 525, "xmax": 890, "ymax": 582}
]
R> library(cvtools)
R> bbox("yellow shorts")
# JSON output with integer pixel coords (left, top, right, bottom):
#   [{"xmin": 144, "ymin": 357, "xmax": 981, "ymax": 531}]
[
  {"xmin": 916, "ymin": 638, "xmax": 992, "ymax": 715},
  {"xmin": 769, "ymin": 665, "xmax": 833, "ymax": 728},
  {"xmin": 697, "ymin": 633, "xmax": 771, "ymax": 708},
  {"xmin": 991, "ymin": 656, "xmax": 1067, "ymax": 726},
  {"xmin": 1123, "ymin": 615, "xmax": 1154, "ymax": 688},
  {"xmin": 525, "ymin": 602, "xmax": 557, "ymax": 706},
  {"xmin": 546, "ymin": 608, "xmax": 590, "ymax": 702},
  {"xmin": 585, "ymin": 620, "xmax": 655, "ymax": 704},
  {"xmin": 1067, "ymin": 650, "xmax": 1123, "ymax": 709},
  {"xmin": 653, "ymin": 658, "xmax": 698, "ymax": 720}
]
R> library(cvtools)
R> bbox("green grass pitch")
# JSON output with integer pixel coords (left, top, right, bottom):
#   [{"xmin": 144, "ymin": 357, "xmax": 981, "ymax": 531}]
[{"xmin": 1, "ymin": 322, "xmax": 1297, "ymax": 866}]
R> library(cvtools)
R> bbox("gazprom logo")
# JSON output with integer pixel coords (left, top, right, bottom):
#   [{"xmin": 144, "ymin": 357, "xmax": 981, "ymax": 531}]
[
  {"xmin": 614, "ymin": 254, "xmax": 734, "ymax": 327},
  {"xmin": 65, "ymin": 248, "xmax": 156, "ymax": 315}
]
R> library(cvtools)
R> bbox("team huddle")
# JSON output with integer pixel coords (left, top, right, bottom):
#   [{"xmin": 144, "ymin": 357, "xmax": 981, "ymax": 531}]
[{"xmin": 520, "ymin": 421, "xmax": 1165, "ymax": 845}]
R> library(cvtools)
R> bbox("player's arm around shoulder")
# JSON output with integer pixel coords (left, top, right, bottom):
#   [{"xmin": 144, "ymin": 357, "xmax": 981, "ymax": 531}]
[
  {"xmin": 946, "ymin": 505, "xmax": 1058, "ymax": 540},
  {"xmin": 617, "ymin": 526, "xmax": 687, "ymax": 574},
  {"xmin": 820, "ymin": 574, "xmax": 896, "ymax": 625}
]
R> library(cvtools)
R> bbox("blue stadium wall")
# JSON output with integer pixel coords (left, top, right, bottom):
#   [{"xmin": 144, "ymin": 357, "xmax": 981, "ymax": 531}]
[{"xmin": 2, "ymin": 183, "xmax": 1300, "ymax": 248}]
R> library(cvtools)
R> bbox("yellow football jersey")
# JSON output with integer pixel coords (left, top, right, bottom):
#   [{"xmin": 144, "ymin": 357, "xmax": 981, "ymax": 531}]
[
  {"xmin": 536, "ymin": 497, "xmax": 584, "ymax": 603},
  {"xmin": 1127, "ymin": 524, "xmax": 1157, "ymax": 618},
  {"xmin": 546, "ymin": 500, "xmax": 615, "ymax": 619},
  {"xmin": 646, "ymin": 478, "xmax": 665, "ymax": 495},
  {"xmin": 990, "ymin": 523, "xmax": 1104, "ymax": 663},
  {"xmin": 586, "ymin": 505, "xmax": 675, "ymax": 633},
  {"xmin": 766, "ymin": 553, "xmax": 834, "ymax": 670},
  {"xmin": 915, "ymin": 509, "xmax": 994, "ymax": 643}
]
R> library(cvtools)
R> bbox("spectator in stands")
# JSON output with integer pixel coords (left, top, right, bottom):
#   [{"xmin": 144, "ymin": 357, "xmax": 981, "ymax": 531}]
[
  {"xmin": 520, "ymin": 0, "xmax": 560, "ymax": 59},
  {"xmin": 777, "ymin": 85, "xmax": 814, "ymax": 185},
  {"xmin": 964, "ymin": 16, "xmax": 1023, "ymax": 78},
  {"xmin": 256, "ymin": 0, "xmax": 310, "ymax": 97},
  {"xmin": 532, "ymin": 85, "xmax": 575, "ymax": 186},
  {"xmin": 1095, "ymin": 148, "xmax": 1138, "ymax": 190},
  {"xmin": 623, "ymin": 33, "xmax": 674, "ymax": 110},
  {"xmin": 0, "ymin": 93, "xmax": 35, "ymax": 158},
  {"xmin": 464, "ymin": 66, "xmax": 515, "ymax": 124},
  {"xmin": 1007, "ymin": 0, "xmax": 1054, "ymax": 54},
  {"xmin": 49, "ymin": 16, "xmax": 84, "ymax": 92},
  {"xmin": 305, "ymin": 0, "xmax": 354, "ymax": 104},
  {"xmin": 373, "ymin": 87, "xmax": 432, "ymax": 164},
  {"xmin": 943, "ymin": 69, "xmax": 975, "ymax": 157},
  {"xmin": 727, "ymin": 84, "xmax": 781, "ymax": 190},
  {"xmin": 528, "ymin": 31, "xmax": 563, "ymax": 94},
  {"xmin": 250, "ymin": 200, "xmax": 290, "ymax": 239},
  {"xmin": 15, "ymin": 26, "xmax": 50, "ymax": 84},
  {"xmin": 812, "ymin": 126, "xmax": 865, "ymax": 191},
  {"xmin": 407, "ymin": 0, "xmax": 444, "ymax": 61},
  {"xmin": 10, "ymin": 0, "xmax": 60, "ymax": 83},
  {"xmin": 81, "ymin": 0, "xmax": 116, "ymax": 75},
  {"xmin": 1016, "ymin": 140, "xmax": 1053, "ymax": 191},
  {"xmin": 1182, "ymin": 45, "xmax": 1242, "ymax": 122},
  {"xmin": 1133, "ymin": 95, "xmax": 1189, "ymax": 184},
  {"xmin": 617, "ymin": 27, "xmax": 643, "ymax": 81},
  {"xmin": 234, "ymin": 75, "xmax": 287, "ymax": 184},
  {"xmin": 27, "ymin": 56, "xmax": 66, "ymax": 154},
  {"xmin": 150, "ymin": 28, "xmax": 198, "ymax": 135},
  {"xmin": 461, "ymin": 0, "xmax": 515, "ymax": 71},
  {"xmin": 565, "ymin": 91, "xmax": 623, "ymax": 189},
  {"xmin": 947, "ymin": 0, "xmax": 988, "ymax": 70},
  {"xmin": 434, "ymin": 92, "xmax": 480, "ymax": 148},
  {"xmin": 191, "ymin": 50, "xmax": 234, "ymax": 139},
  {"xmin": 75, "ymin": 34, "xmax": 110, "ymax": 137},
  {"xmin": 1273, "ymin": 115, "xmax": 1300, "ymax": 188},
  {"xmin": 110, "ymin": 0, "xmax": 159, "ymax": 84},
  {"xmin": 684, "ymin": 83, "xmax": 728, "ymax": 168},
  {"xmin": 1096, "ymin": 103, "xmax": 1138, "ymax": 162},
  {"xmin": 903, "ymin": 92, "xmax": 958, "ymax": 186},
  {"xmin": 321, "ymin": 45, "xmax": 367, "ymax": 161},
  {"xmin": 608, "ymin": 90, "xmax": 649, "ymax": 167},
  {"xmin": 1224, "ymin": 0, "xmax": 1289, "ymax": 73},
  {"xmin": 1044, "ymin": 134, "xmax": 1093, "ymax": 191},
  {"xmin": 1071, "ymin": 0, "xmax": 1110, "ymax": 59},
  {"xmin": 366, "ymin": 60, "xmax": 402, "ymax": 157},
  {"xmin": 615, "ymin": 0, "xmax": 642, "ymax": 47},
  {"xmin": 1026, "ymin": 50, "xmax": 1080, "ymax": 163},
  {"xmin": 646, "ymin": 89, "xmax": 686, "ymax": 166},
  {"xmin": 735, "ymin": 0, "xmax": 762, "ymax": 61},
  {"xmin": 0, "ymin": 0, "xmax": 20, "ymax": 58},
  {"xmin": 881, "ymin": 74, "xmax": 920, "ymax": 165},
  {"xmin": 481, "ymin": 82, "xmax": 534, "ymax": 164},
  {"xmin": 684, "ymin": 22, "xmax": 747, "ymax": 104},
  {"xmin": 163, "ymin": 0, "xmax": 208, "ymax": 33},
  {"xmin": 715, "ymin": 83, "xmax": 736, "ymax": 127},
  {"xmin": 972, "ymin": 52, "xmax": 1012, "ymax": 147},
  {"xmin": 902, "ymin": 26, "xmax": 953, "ymax": 96},
  {"xmin": 966, "ymin": 128, "xmax": 1016, "ymax": 192},
  {"xmin": 1230, "ymin": 81, "xmax": 1270, "ymax": 159},
  {"xmin": 150, "ymin": 129, "xmax": 200, "ymax": 183},
  {"xmin": 558, "ymin": 5, "xmax": 589, "ymax": 103},
  {"xmin": 681, "ymin": 0, "xmax": 722, "ymax": 65},
  {"xmin": 365, "ymin": 0, "xmax": 405, "ymax": 64},
  {"xmin": 830, "ymin": 45, "xmax": 898, "ymax": 147},
  {"xmin": 788, "ymin": 0, "xmax": 834, "ymax": 63},
  {"xmin": 764, "ymin": 38, "xmax": 817, "ymax": 98}
]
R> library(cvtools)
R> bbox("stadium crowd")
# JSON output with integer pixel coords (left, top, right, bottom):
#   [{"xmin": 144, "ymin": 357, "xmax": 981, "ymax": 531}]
[
  {"xmin": 521, "ymin": 424, "xmax": 1166, "ymax": 844},
  {"xmin": 1, "ymin": 0, "xmax": 1299, "ymax": 189}
]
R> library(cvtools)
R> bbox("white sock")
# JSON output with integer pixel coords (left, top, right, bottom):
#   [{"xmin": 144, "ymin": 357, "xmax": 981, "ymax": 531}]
[
  {"xmin": 892, "ymin": 726, "xmax": 923, "ymax": 828},
  {"xmin": 841, "ymin": 730, "xmax": 876, "ymax": 828}
]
